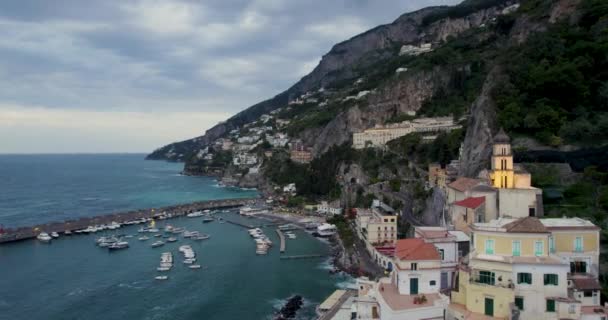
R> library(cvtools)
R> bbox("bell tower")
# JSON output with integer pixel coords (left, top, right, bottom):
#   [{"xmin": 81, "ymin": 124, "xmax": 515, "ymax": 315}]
[{"xmin": 490, "ymin": 128, "xmax": 514, "ymax": 188}]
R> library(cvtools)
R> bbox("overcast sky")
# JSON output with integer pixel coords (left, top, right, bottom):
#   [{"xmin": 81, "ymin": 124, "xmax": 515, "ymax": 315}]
[{"xmin": 0, "ymin": 0, "xmax": 459, "ymax": 153}]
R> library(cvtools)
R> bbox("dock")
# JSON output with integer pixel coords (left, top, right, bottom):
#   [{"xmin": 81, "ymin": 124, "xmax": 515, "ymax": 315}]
[
  {"xmin": 223, "ymin": 219, "xmax": 257, "ymax": 229},
  {"xmin": 276, "ymin": 229, "xmax": 286, "ymax": 253},
  {"xmin": 279, "ymin": 254, "xmax": 327, "ymax": 260},
  {"xmin": 0, "ymin": 197, "xmax": 258, "ymax": 244}
]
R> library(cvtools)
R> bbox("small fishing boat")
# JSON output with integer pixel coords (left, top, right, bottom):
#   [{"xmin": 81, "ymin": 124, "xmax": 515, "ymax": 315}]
[
  {"xmin": 187, "ymin": 211, "xmax": 204, "ymax": 218},
  {"xmin": 138, "ymin": 236, "xmax": 150, "ymax": 241},
  {"xmin": 64, "ymin": 230, "xmax": 72, "ymax": 235},
  {"xmin": 50, "ymin": 232, "xmax": 59, "ymax": 238},
  {"xmin": 155, "ymin": 276, "xmax": 168, "ymax": 280},
  {"xmin": 192, "ymin": 234, "xmax": 210, "ymax": 241},
  {"xmin": 189, "ymin": 264, "xmax": 202, "ymax": 269},
  {"xmin": 166, "ymin": 237, "xmax": 178, "ymax": 242},
  {"xmin": 183, "ymin": 259, "xmax": 195, "ymax": 264},
  {"xmin": 202, "ymin": 217, "xmax": 214, "ymax": 223},
  {"xmin": 154, "ymin": 234, "xmax": 162, "ymax": 238}
]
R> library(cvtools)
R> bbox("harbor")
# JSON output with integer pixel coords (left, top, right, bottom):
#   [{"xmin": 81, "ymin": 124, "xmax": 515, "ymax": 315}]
[
  {"xmin": 0, "ymin": 210, "xmax": 351, "ymax": 320},
  {"xmin": 0, "ymin": 197, "xmax": 257, "ymax": 243}
]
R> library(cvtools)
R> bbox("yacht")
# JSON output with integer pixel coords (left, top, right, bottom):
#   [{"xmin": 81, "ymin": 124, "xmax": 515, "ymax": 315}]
[
  {"xmin": 192, "ymin": 234, "xmax": 210, "ymax": 241},
  {"xmin": 316, "ymin": 223, "xmax": 337, "ymax": 237},
  {"xmin": 50, "ymin": 232, "xmax": 59, "ymax": 238},
  {"xmin": 186, "ymin": 211, "xmax": 204, "ymax": 218},
  {"xmin": 151, "ymin": 240, "xmax": 165, "ymax": 248},
  {"xmin": 37, "ymin": 232, "xmax": 52, "ymax": 243},
  {"xmin": 108, "ymin": 241, "xmax": 129, "ymax": 250}
]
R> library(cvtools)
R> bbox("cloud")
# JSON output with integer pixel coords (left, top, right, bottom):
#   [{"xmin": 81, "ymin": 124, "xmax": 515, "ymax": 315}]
[
  {"xmin": 0, "ymin": 104, "xmax": 230, "ymax": 153},
  {"xmin": 0, "ymin": 0, "xmax": 462, "ymax": 152}
]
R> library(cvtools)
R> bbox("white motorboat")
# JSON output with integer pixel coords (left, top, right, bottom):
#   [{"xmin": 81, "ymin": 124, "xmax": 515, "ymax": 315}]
[
  {"xmin": 183, "ymin": 259, "xmax": 195, "ymax": 264},
  {"xmin": 157, "ymin": 267, "xmax": 171, "ymax": 272},
  {"xmin": 166, "ymin": 237, "xmax": 178, "ymax": 242},
  {"xmin": 108, "ymin": 241, "xmax": 129, "ymax": 250},
  {"xmin": 64, "ymin": 230, "xmax": 72, "ymax": 235},
  {"xmin": 187, "ymin": 211, "xmax": 204, "ymax": 218},
  {"xmin": 50, "ymin": 232, "xmax": 59, "ymax": 238},
  {"xmin": 37, "ymin": 232, "xmax": 52, "ymax": 243},
  {"xmin": 151, "ymin": 240, "xmax": 165, "ymax": 248},
  {"xmin": 138, "ymin": 236, "xmax": 150, "ymax": 241},
  {"xmin": 189, "ymin": 264, "xmax": 202, "ymax": 269},
  {"xmin": 192, "ymin": 234, "xmax": 210, "ymax": 241},
  {"xmin": 155, "ymin": 276, "xmax": 168, "ymax": 280}
]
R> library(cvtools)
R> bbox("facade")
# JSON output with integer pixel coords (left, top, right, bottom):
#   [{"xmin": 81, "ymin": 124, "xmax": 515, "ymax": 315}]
[
  {"xmin": 317, "ymin": 201, "xmax": 343, "ymax": 215},
  {"xmin": 447, "ymin": 217, "xmax": 606, "ymax": 320},
  {"xmin": 428, "ymin": 163, "xmax": 448, "ymax": 190},
  {"xmin": 290, "ymin": 142, "xmax": 313, "ymax": 164},
  {"xmin": 356, "ymin": 208, "xmax": 398, "ymax": 246},
  {"xmin": 352, "ymin": 239, "xmax": 450, "ymax": 320},
  {"xmin": 353, "ymin": 117, "xmax": 461, "ymax": 149},
  {"xmin": 414, "ymin": 227, "xmax": 470, "ymax": 291}
]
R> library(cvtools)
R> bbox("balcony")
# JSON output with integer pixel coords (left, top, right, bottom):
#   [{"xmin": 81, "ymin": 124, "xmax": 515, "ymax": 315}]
[{"xmin": 469, "ymin": 271, "xmax": 514, "ymax": 289}]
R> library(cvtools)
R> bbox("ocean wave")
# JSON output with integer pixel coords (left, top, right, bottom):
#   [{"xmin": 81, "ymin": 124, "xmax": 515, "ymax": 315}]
[
  {"xmin": 335, "ymin": 277, "xmax": 357, "ymax": 290},
  {"xmin": 317, "ymin": 257, "xmax": 334, "ymax": 271}
]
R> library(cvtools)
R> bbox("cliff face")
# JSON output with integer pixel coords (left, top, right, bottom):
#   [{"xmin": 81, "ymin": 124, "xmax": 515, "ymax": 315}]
[{"xmin": 147, "ymin": 0, "xmax": 512, "ymax": 163}]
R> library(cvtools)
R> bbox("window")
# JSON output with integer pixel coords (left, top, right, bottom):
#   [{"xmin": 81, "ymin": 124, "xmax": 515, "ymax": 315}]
[
  {"xmin": 383, "ymin": 219, "xmax": 388, "ymax": 222},
  {"xmin": 549, "ymin": 236, "xmax": 555, "ymax": 253},
  {"xmin": 535, "ymin": 240, "xmax": 544, "ymax": 256},
  {"xmin": 512, "ymin": 241, "xmax": 521, "ymax": 257},
  {"xmin": 517, "ymin": 272, "xmax": 532, "ymax": 284},
  {"xmin": 575, "ymin": 237, "xmax": 583, "ymax": 252},
  {"xmin": 569, "ymin": 304, "xmax": 576, "ymax": 314},
  {"xmin": 514, "ymin": 297, "xmax": 524, "ymax": 311},
  {"xmin": 546, "ymin": 299, "xmax": 555, "ymax": 312},
  {"xmin": 529, "ymin": 207, "xmax": 535, "ymax": 217},
  {"xmin": 478, "ymin": 271, "xmax": 495, "ymax": 285},
  {"xmin": 544, "ymin": 274, "xmax": 558, "ymax": 286},
  {"xmin": 571, "ymin": 261, "xmax": 587, "ymax": 273},
  {"xmin": 584, "ymin": 290, "xmax": 593, "ymax": 297},
  {"xmin": 430, "ymin": 280, "xmax": 436, "ymax": 286},
  {"xmin": 439, "ymin": 249, "xmax": 445, "ymax": 260},
  {"xmin": 485, "ymin": 239, "xmax": 495, "ymax": 255},
  {"xmin": 411, "ymin": 263, "xmax": 417, "ymax": 271}
]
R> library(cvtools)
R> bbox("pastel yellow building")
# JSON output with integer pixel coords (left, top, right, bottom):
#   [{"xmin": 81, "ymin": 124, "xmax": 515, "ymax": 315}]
[{"xmin": 448, "ymin": 217, "xmax": 606, "ymax": 320}]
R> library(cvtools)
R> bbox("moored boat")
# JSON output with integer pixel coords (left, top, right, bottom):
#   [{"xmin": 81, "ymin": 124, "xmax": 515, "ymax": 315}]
[{"xmin": 37, "ymin": 232, "xmax": 52, "ymax": 243}]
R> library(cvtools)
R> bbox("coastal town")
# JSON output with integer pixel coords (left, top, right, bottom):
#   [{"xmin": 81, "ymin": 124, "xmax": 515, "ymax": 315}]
[{"xmin": 315, "ymin": 130, "xmax": 608, "ymax": 320}]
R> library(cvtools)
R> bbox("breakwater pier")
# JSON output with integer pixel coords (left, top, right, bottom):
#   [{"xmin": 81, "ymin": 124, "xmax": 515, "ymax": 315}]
[{"xmin": 0, "ymin": 197, "xmax": 257, "ymax": 244}]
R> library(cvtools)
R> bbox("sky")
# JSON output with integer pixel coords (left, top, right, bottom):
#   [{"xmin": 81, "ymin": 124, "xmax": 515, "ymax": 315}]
[{"xmin": 0, "ymin": 0, "xmax": 459, "ymax": 153}]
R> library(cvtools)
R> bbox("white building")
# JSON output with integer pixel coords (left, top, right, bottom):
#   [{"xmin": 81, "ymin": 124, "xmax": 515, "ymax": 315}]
[
  {"xmin": 317, "ymin": 201, "xmax": 343, "ymax": 215},
  {"xmin": 353, "ymin": 117, "xmax": 461, "ymax": 149}
]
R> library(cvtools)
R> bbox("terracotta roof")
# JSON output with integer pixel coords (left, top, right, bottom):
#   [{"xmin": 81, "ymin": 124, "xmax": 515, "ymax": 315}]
[
  {"xmin": 572, "ymin": 277, "xmax": 602, "ymax": 290},
  {"xmin": 503, "ymin": 217, "xmax": 549, "ymax": 233},
  {"xmin": 454, "ymin": 196, "xmax": 485, "ymax": 209},
  {"xmin": 395, "ymin": 238, "xmax": 439, "ymax": 261},
  {"xmin": 494, "ymin": 128, "xmax": 510, "ymax": 143},
  {"xmin": 448, "ymin": 177, "xmax": 482, "ymax": 192}
]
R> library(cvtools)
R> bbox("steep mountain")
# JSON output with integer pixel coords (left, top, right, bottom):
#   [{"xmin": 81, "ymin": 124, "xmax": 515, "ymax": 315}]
[
  {"xmin": 146, "ymin": 0, "xmax": 517, "ymax": 162},
  {"xmin": 148, "ymin": 0, "xmax": 608, "ymax": 183}
]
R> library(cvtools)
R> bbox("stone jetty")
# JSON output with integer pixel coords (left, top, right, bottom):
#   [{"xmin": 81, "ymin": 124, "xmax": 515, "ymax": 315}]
[{"xmin": 0, "ymin": 197, "xmax": 257, "ymax": 244}]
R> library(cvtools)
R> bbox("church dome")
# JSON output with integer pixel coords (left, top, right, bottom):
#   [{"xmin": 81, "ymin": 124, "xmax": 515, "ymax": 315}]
[{"xmin": 493, "ymin": 128, "xmax": 510, "ymax": 144}]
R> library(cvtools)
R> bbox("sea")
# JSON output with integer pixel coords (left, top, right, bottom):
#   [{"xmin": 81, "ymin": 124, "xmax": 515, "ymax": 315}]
[{"xmin": 0, "ymin": 154, "xmax": 352, "ymax": 320}]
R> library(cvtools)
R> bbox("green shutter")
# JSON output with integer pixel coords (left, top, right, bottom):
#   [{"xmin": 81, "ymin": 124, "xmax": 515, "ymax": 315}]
[
  {"xmin": 515, "ymin": 297, "xmax": 524, "ymax": 310},
  {"xmin": 518, "ymin": 273, "xmax": 532, "ymax": 284},
  {"xmin": 513, "ymin": 241, "xmax": 521, "ymax": 256},
  {"xmin": 575, "ymin": 237, "xmax": 583, "ymax": 252},
  {"xmin": 535, "ymin": 241, "xmax": 544, "ymax": 256},
  {"xmin": 544, "ymin": 274, "xmax": 558, "ymax": 286},
  {"xmin": 486, "ymin": 239, "xmax": 494, "ymax": 255},
  {"xmin": 546, "ymin": 299, "xmax": 555, "ymax": 312}
]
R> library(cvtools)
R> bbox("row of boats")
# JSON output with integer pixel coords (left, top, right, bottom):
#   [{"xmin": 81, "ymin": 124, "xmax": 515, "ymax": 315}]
[{"xmin": 248, "ymin": 228, "xmax": 273, "ymax": 255}]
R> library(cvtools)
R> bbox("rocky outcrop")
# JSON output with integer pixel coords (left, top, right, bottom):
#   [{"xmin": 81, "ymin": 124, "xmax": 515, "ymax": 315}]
[{"xmin": 458, "ymin": 67, "xmax": 501, "ymax": 177}]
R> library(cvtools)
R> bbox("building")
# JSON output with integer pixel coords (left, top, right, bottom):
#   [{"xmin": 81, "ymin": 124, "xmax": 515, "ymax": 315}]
[
  {"xmin": 447, "ymin": 216, "xmax": 606, "ymax": 320},
  {"xmin": 414, "ymin": 227, "xmax": 470, "ymax": 291},
  {"xmin": 353, "ymin": 117, "xmax": 461, "ymax": 149},
  {"xmin": 447, "ymin": 130, "xmax": 544, "ymax": 234},
  {"xmin": 428, "ymin": 163, "xmax": 448, "ymax": 190},
  {"xmin": 317, "ymin": 200, "xmax": 343, "ymax": 215},
  {"xmin": 290, "ymin": 142, "xmax": 313, "ymax": 164},
  {"xmin": 352, "ymin": 239, "xmax": 450, "ymax": 320}
]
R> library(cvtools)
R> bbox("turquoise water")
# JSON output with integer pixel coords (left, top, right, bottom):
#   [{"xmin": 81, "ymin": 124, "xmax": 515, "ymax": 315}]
[
  {"xmin": 0, "ymin": 154, "xmax": 257, "ymax": 228},
  {"xmin": 0, "ymin": 213, "xmax": 350, "ymax": 319},
  {"xmin": 0, "ymin": 155, "xmax": 349, "ymax": 319}
]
